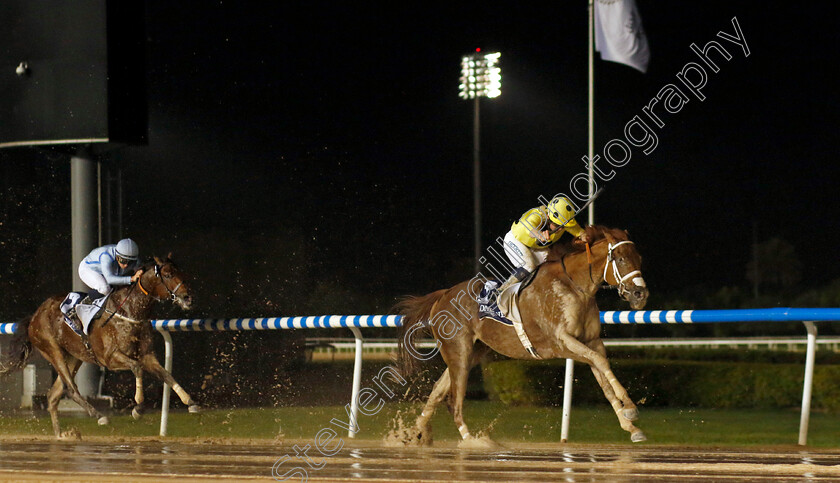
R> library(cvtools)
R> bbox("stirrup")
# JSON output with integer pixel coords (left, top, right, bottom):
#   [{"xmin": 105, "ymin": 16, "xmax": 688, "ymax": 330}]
[
  {"xmin": 76, "ymin": 327, "xmax": 92, "ymax": 351},
  {"xmin": 68, "ymin": 323, "xmax": 91, "ymax": 350}
]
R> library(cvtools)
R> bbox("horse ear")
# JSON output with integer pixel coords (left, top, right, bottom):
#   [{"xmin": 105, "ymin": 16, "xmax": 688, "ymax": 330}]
[
  {"xmin": 154, "ymin": 256, "xmax": 164, "ymax": 266},
  {"xmin": 167, "ymin": 252, "xmax": 174, "ymax": 261}
]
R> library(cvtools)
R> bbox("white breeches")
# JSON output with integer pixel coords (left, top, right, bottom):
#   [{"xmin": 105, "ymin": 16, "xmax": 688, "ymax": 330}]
[
  {"xmin": 78, "ymin": 264, "xmax": 113, "ymax": 296},
  {"xmin": 503, "ymin": 230, "xmax": 549, "ymax": 273}
]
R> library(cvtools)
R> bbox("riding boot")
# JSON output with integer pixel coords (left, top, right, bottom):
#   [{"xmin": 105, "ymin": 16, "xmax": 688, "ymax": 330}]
[
  {"xmin": 66, "ymin": 312, "xmax": 91, "ymax": 350},
  {"xmin": 495, "ymin": 268, "xmax": 529, "ymax": 299}
]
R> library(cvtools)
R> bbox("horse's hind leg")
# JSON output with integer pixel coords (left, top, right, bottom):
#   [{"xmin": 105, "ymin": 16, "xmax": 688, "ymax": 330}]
[
  {"xmin": 443, "ymin": 339, "xmax": 489, "ymax": 441},
  {"xmin": 141, "ymin": 353, "xmax": 199, "ymax": 412},
  {"xmin": 40, "ymin": 348, "xmax": 108, "ymax": 438},
  {"xmin": 46, "ymin": 373, "xmax": 67, "ymax": 437},
  {"xmin": 411, "ymin": 342, "xmax": 489, "ymax": 445},
  {"xmin": 410, "ymin": 368, "xmax": 450, "ymax": 445}
]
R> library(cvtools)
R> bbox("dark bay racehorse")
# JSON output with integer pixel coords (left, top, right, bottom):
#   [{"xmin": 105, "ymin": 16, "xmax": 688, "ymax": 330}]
[
  {"xmin": 0, "ymin": 255, "xmax": 200, "ymax": 439},
  {"xmin": 397, "ymin": 225, "xmax": 649, "ymax": 444}
]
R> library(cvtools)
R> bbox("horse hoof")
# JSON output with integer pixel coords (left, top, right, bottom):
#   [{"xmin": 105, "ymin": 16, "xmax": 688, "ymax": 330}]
[
  {"xmin": 631, "ymin": 431, "xmax": 647, "ymax": 443},
  {"xmin": 58, "ymin": 429, "xmax": 81, "ymax": 441},
  {"xmin": 458, "ymin": 436, "xmax": 501, "ymax": 449},
  {"xmin": 188, "ymin": 404, "xmax": 201, "ymax": 413},
  {"xmin": 622, "ymin": 408, "xmax": 639, "ymax": 421},
  {"xmin": 97, "ymin": 416, "xmax": 110, "ymax": 426},
  {"xmin": 132, "ymin": 408, "xmax": 143, "ymax": 420}
]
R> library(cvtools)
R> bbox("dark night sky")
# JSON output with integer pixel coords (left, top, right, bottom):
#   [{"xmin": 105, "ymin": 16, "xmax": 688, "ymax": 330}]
[{"xmin": 3, "ymin": 1, "xmax": 840, "ymax": 316}]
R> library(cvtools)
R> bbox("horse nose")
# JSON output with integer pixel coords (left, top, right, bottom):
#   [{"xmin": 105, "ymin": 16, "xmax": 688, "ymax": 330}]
[{"xmin": 183, "ymin": 295, "xmax": 193, "ymax": 307}]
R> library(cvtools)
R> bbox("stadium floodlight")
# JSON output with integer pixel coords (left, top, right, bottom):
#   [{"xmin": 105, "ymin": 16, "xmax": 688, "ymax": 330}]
[
  {"xmin": 459, "ymin": 51, "xmax": 502, "ymax": 99},
  {"xmin": 459, "ymin": 50, "xmax": 501, "ymax": 273}
]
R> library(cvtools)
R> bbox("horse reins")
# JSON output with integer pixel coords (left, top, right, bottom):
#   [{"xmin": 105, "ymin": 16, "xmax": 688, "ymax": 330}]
[
  {"xmin": 560, "ymin": 244, "xmax": 593, "ymax": 297},
  {"xmin": 101, "ymin": 282, "xmax": 138, "ymax": 328},
  {"xmin": 103, "ymin": 263, "xmax": 184, "ymax": 327}
]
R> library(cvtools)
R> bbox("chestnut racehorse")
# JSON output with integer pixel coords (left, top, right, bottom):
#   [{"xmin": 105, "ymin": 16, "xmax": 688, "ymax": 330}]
[
  {"xmin": 0, "ymin": 255, "xmax": 200, "ymax": 439},
  {"xmin": 397, "ymin": 225, "xmax": 649, "ymax": 444}
]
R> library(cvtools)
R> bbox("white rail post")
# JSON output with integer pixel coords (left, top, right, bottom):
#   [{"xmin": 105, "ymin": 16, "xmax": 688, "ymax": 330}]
[
  {"xmin": 21, "ymin": 364, "xmax": 36, "ymax": 408},
  {"xmin": 159, "ymin": 329, "xmax": 174, "ymax": 437},
  {"xmin": 347, "ymin": 327, "xmax": 363, "ymax": 438},
  {"xmin": 798, "ymin": 321, "xmax": 817, "ymax": 446},
  {"xmin": 560, "ymin": 358, "xmax": 575, "ymax": 442}
]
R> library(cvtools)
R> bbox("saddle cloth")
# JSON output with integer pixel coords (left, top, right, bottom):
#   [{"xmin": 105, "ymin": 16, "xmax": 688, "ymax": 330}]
[
  {"xmin": 59, "ymin": 292, "xmax": 108, "ymax": 335},
  {"xmin": 476, "ymin": 280, "xmax": 540, "ymax": 359}
]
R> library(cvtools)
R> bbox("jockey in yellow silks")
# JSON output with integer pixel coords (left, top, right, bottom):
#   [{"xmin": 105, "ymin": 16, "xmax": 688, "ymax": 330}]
[{"xmin": 499, "ymin": 196, "xmax": 589, "ymax": 293}]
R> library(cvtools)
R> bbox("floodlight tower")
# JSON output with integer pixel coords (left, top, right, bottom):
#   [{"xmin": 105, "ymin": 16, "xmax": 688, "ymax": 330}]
[{"xmin": 459, "ymin": 50, "xmax": 501, "ymax": 274}]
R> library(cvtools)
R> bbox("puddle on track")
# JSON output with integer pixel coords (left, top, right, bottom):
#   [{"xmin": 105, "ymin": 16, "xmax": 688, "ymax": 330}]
[{"xmin": 0, "ymin": 439, "xmax": 838, "ymax": 482}]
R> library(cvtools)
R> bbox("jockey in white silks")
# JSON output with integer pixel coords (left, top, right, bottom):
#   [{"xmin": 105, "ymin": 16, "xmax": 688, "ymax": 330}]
[{"xmin": 74, "ymin": 238, "xmax": 144, "ymax": 335}]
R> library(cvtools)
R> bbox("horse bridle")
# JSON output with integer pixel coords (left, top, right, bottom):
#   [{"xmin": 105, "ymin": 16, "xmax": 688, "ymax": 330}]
[
  {"xmin": 603, "ymin": 240, "xmax": 642, "ymax": 300},
  {"xmin": 138, "ymin": 263, "xmax": 185, "ymax": 303},
  {"xmin": 101, "ymin": 262, "xmax": 186, "ymax": 329}
]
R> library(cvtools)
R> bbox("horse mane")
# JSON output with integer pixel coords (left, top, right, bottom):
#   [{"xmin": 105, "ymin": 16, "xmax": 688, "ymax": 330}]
[
  {"xmin": 548, "ymin": 225, "xmax": 629, "ymax": 260},
  {"xmin": 140, "ymin": 260, "xmax": 157, "ymax": 271},
  {"xmin": 139, "ymin": 256, "xmax": 177, "ymax": 272}
]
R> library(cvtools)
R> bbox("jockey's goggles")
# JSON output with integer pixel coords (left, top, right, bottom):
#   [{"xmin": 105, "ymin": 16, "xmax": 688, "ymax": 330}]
[{"xmin": 116, "ymin": 255, "xmax": 135, "ymax": 265}]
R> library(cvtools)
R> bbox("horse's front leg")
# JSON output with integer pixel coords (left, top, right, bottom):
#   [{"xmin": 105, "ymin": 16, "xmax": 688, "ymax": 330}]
[
  {"xmin": 141, "ymin": 353, "xmax": 200, "ymax": 412},
  {"xmin": 586, "ymin": 339, "xmax": 645, "ymax": 439},
  {"xmin": 103, "ymin": 350, "xmax": 147, "ymax": 419},
  {"xmin": 132, "ymin": 371, "xmax": 145, "ymax": 420},
  {"xmin": 556, "ymin": 332, "xmax": 646, "ymax": 442}
]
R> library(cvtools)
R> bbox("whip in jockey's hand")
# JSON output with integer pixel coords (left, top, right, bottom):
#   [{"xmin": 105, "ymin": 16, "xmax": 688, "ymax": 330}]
[{"xmin": 498, "ymin": 196, "xmax": 587, "ymax": 294}]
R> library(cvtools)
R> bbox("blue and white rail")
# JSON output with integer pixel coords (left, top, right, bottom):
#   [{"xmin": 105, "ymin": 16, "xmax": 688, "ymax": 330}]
[
  {"xmin": 601, "ymin": 307, "xmax": 840, "ymax": 324},
  {"xmin": 152, "ymin": 314, "xmax": 402, "ymax": 331}
]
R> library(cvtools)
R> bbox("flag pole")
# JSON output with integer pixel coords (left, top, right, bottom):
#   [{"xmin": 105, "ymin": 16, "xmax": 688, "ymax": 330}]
[
  {"xmin": 563, "ymin": 0, "xmax": 595, "ymax": 445},
  {"xmin": 587, "ymin": 0, "xmax": 595, "ymax": 226}
]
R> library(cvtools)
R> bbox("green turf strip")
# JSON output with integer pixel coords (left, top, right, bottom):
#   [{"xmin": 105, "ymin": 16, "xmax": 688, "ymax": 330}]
[{"xmin": 0, "ymin": 402, "xmax": 837, "ymax": 447}]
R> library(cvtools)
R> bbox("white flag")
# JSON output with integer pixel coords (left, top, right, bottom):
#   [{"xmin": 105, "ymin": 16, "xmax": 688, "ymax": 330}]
[{"xmin": 594, "ymin": 0, "xmax": 650, "ymax": 73}]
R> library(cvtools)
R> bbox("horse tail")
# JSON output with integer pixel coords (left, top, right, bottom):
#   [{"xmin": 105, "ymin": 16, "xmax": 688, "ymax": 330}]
[
  {"xmin": 0, "ymin": 315, "xmax": 33, "ymax": 376},
  {"xmin": 395, "ymin": 289, "xmax": 447, "ymax": 377}
]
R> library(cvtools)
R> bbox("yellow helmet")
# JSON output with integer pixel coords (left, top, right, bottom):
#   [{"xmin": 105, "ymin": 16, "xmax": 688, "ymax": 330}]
[{"xmin": 547, "ymin": 196, "xmax": 576, "ymax": 226}]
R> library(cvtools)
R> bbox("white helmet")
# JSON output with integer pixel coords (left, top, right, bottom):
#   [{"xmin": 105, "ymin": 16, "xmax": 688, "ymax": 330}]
[{"xmin": 115, "ymin": 238, "xmax": 139, "ymax": 263}]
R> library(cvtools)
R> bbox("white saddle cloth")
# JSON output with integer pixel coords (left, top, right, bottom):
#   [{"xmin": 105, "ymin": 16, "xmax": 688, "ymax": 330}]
[
  {"xmin": 496, "ymin": 282, "xmax": 540, "ymax": 359},
  {"xmin": 76, "ymin": 297, "xmax": 108, "ymax": 334}
]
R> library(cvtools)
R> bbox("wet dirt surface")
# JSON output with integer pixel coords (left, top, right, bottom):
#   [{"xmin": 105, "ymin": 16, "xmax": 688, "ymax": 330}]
[{"xmin": 0, "ymin": 438, "xmax": 838, "ymax": 482}]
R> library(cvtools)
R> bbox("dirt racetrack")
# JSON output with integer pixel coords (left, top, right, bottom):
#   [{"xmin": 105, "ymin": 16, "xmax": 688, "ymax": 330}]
[{"xmin": 0, "ymin": 437, "xmax": 838, "ymax": 482}]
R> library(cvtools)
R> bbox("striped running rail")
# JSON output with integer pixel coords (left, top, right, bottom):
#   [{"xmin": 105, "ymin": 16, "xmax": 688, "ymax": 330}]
[
  {"xmin": 600, "ymin": 308, "xmax": 840, "ymax": 324},
  {"xmin": 3, "ymin": 308, "xmax": 840, "ymax": 333},
  {"xmin": 151, "ymin": 314, "xmax": 403, "ymax": 331}
]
